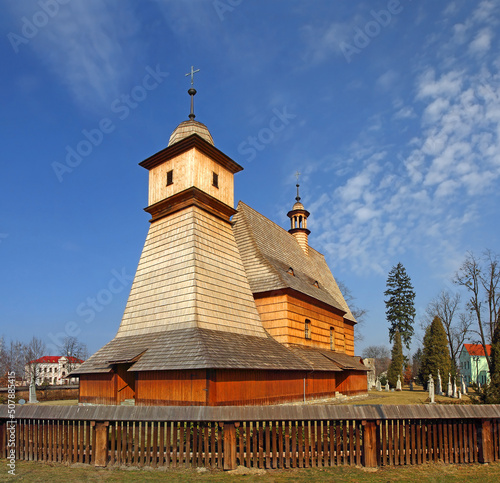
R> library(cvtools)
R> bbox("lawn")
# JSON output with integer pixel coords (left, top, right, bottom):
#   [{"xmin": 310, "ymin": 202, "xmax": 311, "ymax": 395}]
[
  {"xmin": 29, "ymin": 386, "xmax": 473, "ymax": 407},
  {"xmin": 1, "ymin": 460, "xmax": 499, "ymax": 482},
  {"xmin": 341, "ymin": 387, "xmax": 472, "ymax": 405}
]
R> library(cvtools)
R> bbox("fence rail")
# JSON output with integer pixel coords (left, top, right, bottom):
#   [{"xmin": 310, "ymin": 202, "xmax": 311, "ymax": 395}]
[{"xmin": 1, "ymin": 405, "xmax": 499, "ymax": 470}]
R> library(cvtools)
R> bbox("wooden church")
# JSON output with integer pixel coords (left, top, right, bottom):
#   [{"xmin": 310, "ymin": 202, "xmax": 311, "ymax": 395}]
[{"xmin": 73, "ymin": 78, "xmax": 368, "ymax": 406}]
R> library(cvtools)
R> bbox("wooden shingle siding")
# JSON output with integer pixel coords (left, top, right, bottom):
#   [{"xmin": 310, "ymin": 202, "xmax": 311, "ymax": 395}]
[{"xmin": 116, "ymin": 206, "xmax": 267, "ymax": 339}]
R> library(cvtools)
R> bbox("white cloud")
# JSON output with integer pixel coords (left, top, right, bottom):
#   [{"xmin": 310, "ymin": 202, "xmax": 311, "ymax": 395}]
[
  {"xmin": 394, "ymin": 106, "xmax": 416, "ymax": 120},
  {"xmin": 471, "ymin": 0, "xmax": 499, "ymax": 23},
  {"xmin": 377, "ymin": 70, "xmax": 399, "ymax": 90},
  {"xmin": 468, "ymin": 28, "xmax": 494, "ymax": 55},
  {"xmin": 416, "ymin": 69, "xmax": 463, "ymax": 100},
  {"xmin": 310, "ymin": 12, "xmax": 500, "ymax": 278},
  {"xmin": 300, "ymin": 21, "xmax": 353, "ymax": 64},
  {"xmin": 423, "ymin": 98, "xmax": 450, "ymax": 124},
  {"xmin": 9, "ymin": 1, "xmax": 145, "ymax": 111}
]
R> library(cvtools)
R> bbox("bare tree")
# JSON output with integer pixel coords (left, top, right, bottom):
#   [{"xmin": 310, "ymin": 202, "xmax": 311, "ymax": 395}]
[
  {"xmin": 362, "ymin": 345, "xmax": 391, "ymax": 377},
  {"xmin": 423, "ymin": 290, "xmax": 473, "ymax": 372},
  {"xmin": 338, "ymin": 280, "xmax": 367, "ymax": 342},
  {"xmin": 0, "ymin": 338, "xmax": 26, "ymax": 380},
  {"xmin": 23, "ymin": 336, "xmax": 46, "ymax": 386},
  {"xmin": 455, "ymin": 250, "xmax": 500, "ymax": 373},
  {"xmin": 59, "ymin": 336, "xmax": 88, "ymax": 376}
]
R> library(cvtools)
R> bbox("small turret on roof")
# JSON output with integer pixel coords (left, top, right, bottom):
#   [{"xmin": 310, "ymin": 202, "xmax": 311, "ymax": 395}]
[{"xmin": 287, "ymin": 172, "xmax": 311, "ymax": 255}]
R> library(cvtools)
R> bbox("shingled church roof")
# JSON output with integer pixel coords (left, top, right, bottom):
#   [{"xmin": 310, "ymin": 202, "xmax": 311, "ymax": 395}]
[
  {"xmin": 72, "ymin": 327, "xmax": 366, "ymax": 375},
  {"xmin": 232, "ymin": 201, "xmax": 356, "ymax": 324},
  {"xmin": 73, "ymin": 199, "xmax": 361, "ymax": 377}
]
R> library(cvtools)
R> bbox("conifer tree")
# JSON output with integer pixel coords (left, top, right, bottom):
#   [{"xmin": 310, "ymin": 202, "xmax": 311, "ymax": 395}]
[
  {"xmin": 419, "ymin": 316, "xmax": 452, "ymax": 388},
  {"xmin": 384, "ymin": 262, "xmax": 416, "ymax": 350},
  {"xmin": 387, "ymin": 331, "xmax": 404, "ymax": 388}
]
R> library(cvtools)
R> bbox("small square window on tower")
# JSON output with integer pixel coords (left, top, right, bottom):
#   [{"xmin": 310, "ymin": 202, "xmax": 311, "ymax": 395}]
[
  {"xmin": 212, "ymin": 171, "xmax": 219, "ymax": 188},
  {"xmin": 166, "ymin": 170, "xmax": 173, "ymax": 186}
]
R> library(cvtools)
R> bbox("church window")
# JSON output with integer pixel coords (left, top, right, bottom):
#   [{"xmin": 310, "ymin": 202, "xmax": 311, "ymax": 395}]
[
  {"xmin": 330, "ymin": 327, "xmax": 335, "ymax": 350},
  {"xmin": 167, "ymin": 170, "xmax": 173, "ymax": 186},
  {"xmin": 313, "ymin": 281, "xmax": 319, "ymax": 288},
  {"xmin": 305, "ymin": 319, "xmax": 311, "ymax": 339},
  {"xmin": 287, "ymin": 267, "xmax": 294, "ymax": 276},
  {"xmin": 212, "ymin": 172, "xmax": 219, "ymax": 188}
]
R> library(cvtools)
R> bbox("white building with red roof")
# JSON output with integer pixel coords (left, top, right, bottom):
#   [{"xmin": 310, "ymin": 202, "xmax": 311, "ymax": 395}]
[
  {"xmin": 24, "ymin": 356, "xmax": 83, "ymax": 386},
  {"xmin": 459, "ymin": 344, "xmax": 492, "ymax": 386}
]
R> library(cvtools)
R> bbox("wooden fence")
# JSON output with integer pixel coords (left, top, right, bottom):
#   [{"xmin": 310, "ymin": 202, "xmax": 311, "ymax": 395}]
[{"xmin": 1, "ymin": 405, "xmax": 499, "ymax": 470}]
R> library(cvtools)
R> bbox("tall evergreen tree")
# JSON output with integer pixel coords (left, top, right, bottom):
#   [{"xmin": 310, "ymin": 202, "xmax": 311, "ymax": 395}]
[
  {"xmin": 384, "ymin": 262, "xmax": 416, "ymax": 350},
  {"xmin": 387, "ymin": 331, "xmax": 404, "ymax": 388},
  {"xmin": 419, "ymin": 316, "xmax": 452, "ymax": 388}
]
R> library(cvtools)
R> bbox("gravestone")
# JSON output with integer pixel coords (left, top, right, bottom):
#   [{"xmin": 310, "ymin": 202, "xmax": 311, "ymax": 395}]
[
  {"xmin": 376, "ymin": 378, "xmax": 382, "ymax": 391},
  {"xmin": 428, "ymin": 374, "xmax": 435, "ymax": 404},
  {"xmin": 453, "ymin": 377, "xmax": 457, "ymax": 398},
  {"xmin": 447, "ymin": 373, "xmax": 453, "ymax": 397},
  {"xmin": 437, "ymin": 369, "xmax": 442, "ymax": 396},
  {"xmin": 28, "ymin": 383, "xmax": 38, "ymax": 404},
  {"xmin": 396, "ymin": 375, "xmax": 402, "ymax": 391},
  {"xmin": 385, "ymin": 382, "xmax": 390, "ymax": 391}
]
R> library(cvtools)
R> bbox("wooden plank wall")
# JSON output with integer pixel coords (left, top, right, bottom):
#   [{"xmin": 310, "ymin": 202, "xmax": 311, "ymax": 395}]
[
  {"xmin": 254, "ymin": 292, "xmax": 352, "ymax": 354},
  {"xmin": 116, "ymin": 364, "xmax": 135, "ymax": 404},
  {"xmin": 136, "ymin": 370, "xmax": 208, "ymax": 406},
  {"xmin": 336, "ymin": 371, "xmax": 368, "ymax": 396},
  {"xmin": 148, "ymin": 148, "xmax": 234, "ymax": 207},
  {"xmin": 79, "ymin": 373, "xmax": 115, "ymax": 405},
  {"xmin": 210, "ymin": 370, "xmax": 305, "ymax": 406},
  {"xmin": 82, "ymin": 369, "xmax": 365, "ymax": 406}
]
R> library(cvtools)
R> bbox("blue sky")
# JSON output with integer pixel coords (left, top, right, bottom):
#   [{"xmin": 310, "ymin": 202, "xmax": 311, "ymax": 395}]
[{"xmin": 1, "ymin": 0, "xmax": 499, "ymax": 358}]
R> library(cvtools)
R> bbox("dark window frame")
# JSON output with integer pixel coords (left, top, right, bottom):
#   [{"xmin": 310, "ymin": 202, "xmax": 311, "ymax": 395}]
[{"xmin": 305, "ymin": 319, "xmax": 311, "ymax": 339}]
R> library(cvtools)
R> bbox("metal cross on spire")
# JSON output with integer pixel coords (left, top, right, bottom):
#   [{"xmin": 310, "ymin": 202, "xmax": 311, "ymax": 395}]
[
  {"xmin": 185, "ymin": 65, "xmax": 200, "ymax": 86},
  {"xmin": 185, "ymin": 66, "xmax": 200, "ymax": 120},
  {"xmin": 295, "ymin": 171, "xmax": 301, "ymax": 202}
]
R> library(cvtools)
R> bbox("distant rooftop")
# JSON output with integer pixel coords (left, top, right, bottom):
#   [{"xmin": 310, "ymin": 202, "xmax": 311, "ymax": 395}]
[
  {"xmin": 28, "ymin": 355, "xmax": 84, "ymax": 364},
  {"xmin": 463, "ymin": 344, "xmax": 491, "ymax": 357}
]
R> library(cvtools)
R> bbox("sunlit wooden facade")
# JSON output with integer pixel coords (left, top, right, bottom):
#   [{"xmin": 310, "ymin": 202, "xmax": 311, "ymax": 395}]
[{"xmin": 73, "ymin": 115, "xmax": 367, "ymax": 406}]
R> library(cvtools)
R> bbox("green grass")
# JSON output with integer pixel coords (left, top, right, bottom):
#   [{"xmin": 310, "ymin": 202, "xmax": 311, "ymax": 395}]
[
  {"xmin": 1, "ymin": 459, "xmax": 499, "ymax": 482},
  {"xmin": 340, "ymin": 387, "xmax": 472, "ymax": 405},
  {"xmin": 26, "ymin": 386, "xmax": 473, "ymax": 407}
]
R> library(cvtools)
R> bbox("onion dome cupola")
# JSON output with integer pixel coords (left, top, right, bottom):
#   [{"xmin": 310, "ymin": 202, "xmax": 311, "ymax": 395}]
[{"xmin": 287, "ymin": 172, "xmax": 310, "ymax": 255}]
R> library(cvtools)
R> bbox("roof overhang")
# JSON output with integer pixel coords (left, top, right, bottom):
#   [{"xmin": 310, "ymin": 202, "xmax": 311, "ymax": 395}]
[{"xmin": 139, "ymin": 133, "xmax": 243, "ymax": 174}]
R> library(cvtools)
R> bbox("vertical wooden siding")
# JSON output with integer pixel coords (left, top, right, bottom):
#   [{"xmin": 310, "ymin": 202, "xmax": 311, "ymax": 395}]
[
  {"xmin": 79, "ymin": 373, "xmax": 115, "ymax": 405},
  {"xmin": 82, "ymin": 369, "xmax": 364, "ymax": 406},
  {"xmin": 336, "ymin": 371, "xmax": 368, "ymax": 396},
  {"xmin": 115, "ymin": 364, "xmax": 135, "ymax": 403},
  {"xmin": 136, "ymin": 370, "xmax": 208, "ymax": 406}
]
